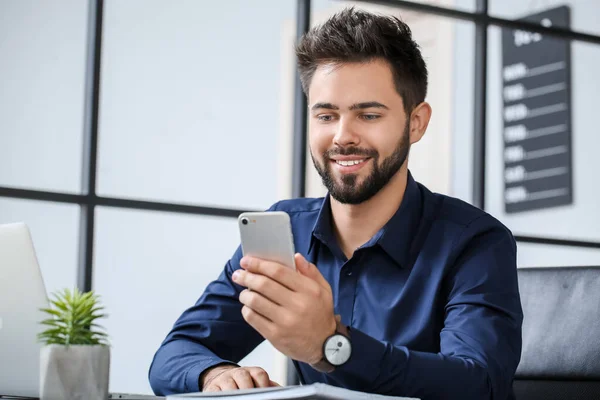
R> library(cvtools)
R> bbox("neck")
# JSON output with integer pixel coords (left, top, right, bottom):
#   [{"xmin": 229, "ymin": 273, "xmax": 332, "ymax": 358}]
[{"xmin": 330, "ymin": 166, "xmax": 409, "ymax": 259}]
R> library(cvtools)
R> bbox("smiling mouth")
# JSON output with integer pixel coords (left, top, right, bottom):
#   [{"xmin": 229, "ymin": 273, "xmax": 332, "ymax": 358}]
[
  {"xmin": 334, "ymin": 159, "xmax": 368, "ymax": 166},
  {"xmin": 329, "ymin": 158, "xmax": 371, "ymax": 174}
]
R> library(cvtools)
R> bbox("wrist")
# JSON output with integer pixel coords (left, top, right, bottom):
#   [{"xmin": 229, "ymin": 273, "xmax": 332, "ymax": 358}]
[
  {"xmin": 308, "ymin": 314, "xmax": 338, "ymax": 365},
  {"xmin": 199, "ymin": 364, "xmax": 236, "ymax": 389},
  {"xmin": 309, "ymin": 315, "xmax": 352, "ymax": 373},
  {"xmin": 308, "ymin": 315, "xmax": 337, "ymax": 365}
]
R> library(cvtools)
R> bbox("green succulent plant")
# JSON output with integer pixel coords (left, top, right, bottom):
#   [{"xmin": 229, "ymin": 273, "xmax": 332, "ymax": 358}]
[{"xmin": 38, "ymin": 288, "xmax": 109, "ymax": 346}]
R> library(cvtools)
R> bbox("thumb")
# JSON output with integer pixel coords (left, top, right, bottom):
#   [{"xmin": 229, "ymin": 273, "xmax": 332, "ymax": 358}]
[{"xmin": 295, "ymin": 253, "xmax": 327, "ymax": 287}]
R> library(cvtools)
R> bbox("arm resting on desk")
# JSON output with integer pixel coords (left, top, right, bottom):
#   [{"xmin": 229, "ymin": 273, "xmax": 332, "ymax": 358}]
[
  {"xmin": 328, "ymin": 217, "xmax": 523, "ymax": 400},
  {"xmin": 148, "ymin": 247, "xmax": 264, "ymax": 396}
]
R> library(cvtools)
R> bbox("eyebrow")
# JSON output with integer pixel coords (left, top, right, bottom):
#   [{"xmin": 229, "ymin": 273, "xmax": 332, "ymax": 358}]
[{"xmin": 310, "ymin": 101, "xmax": 389, "ymax": 111}]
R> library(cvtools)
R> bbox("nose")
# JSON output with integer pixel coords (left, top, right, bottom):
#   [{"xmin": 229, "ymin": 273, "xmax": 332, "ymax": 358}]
[{"xmin": 333, "ymin": 118, "xmax": 360, "ymax": 147}]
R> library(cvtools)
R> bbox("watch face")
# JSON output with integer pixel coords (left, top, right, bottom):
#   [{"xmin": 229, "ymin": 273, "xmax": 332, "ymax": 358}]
[{"xmin": 324, "ymin": 334, "xmax": 351, "ymax": 366}]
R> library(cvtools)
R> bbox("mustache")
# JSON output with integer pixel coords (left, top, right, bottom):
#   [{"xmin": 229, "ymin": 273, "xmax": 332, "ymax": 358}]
[{"xmin": 324, "ymin": 147, "xmax": 378, "ymax": 158}]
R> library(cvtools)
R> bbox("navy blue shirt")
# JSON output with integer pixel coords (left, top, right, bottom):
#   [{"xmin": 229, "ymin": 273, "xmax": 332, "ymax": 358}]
[{"xmin": 149, "ymin": 173, "xmax": 523, "ymax": 399}]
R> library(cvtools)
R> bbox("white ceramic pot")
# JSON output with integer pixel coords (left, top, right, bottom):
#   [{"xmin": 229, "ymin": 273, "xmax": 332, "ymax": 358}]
[{"xmin": 40, "ymin": 344, "xmax": 110, "ymax": 400}]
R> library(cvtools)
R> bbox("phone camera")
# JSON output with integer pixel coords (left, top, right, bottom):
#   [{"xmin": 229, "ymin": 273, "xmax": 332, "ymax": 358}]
[{"xmin": 241, "ymin": 217, "xmax": 249, "ymax": 225}]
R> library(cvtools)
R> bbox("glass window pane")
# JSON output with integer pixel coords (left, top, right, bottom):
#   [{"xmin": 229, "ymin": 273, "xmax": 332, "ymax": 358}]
[
  {"xmin": 399, "ymin": 0, "xmax": 474, "ymax": 12},
  {"xmin": 0, "ymin": 0, "xmax": 87, "ymax": 193},
  {"xmin": 307, "ymin": 1, "xmax": 475, "ymax": 203},
  {"xmin": 93, "ymin": 207, "xmax": 285, "ymax": 394},
  {"xmin": 449, "ymin": 20, "xmax": 476, "ymax": 203},
  {"xmin": 486, "ymin": 24, "xmax": 600, "ymax": 242},
  {"xmin": 517, "ymin": 242, "xmax": 600, "ymax": 268},
  {"xmin": 0, "ymin": 198, "xmax": 79, "ymax": 295},
  {"xmin": 312, "ymin": 0, "xmax": 475, "ymax": 13},
  {"xmin": 97, "ymin": 0, "xmax": 295, "ymax": 210},
  {"xmin": 490, "ymin": 0, "xmax": 600, "ymax": 37}
]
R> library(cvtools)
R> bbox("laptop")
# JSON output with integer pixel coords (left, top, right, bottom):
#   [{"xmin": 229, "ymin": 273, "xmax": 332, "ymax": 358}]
[{"xmin": 0, "ymin": 222, "xmax": 48, "ymax": 398}]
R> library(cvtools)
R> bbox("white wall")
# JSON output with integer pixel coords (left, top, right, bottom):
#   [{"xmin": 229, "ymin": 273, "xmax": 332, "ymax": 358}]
[
  {"xmin": 451, "ymin": 1, "xmax": 476, "ymax": 203},
  {"xmin": 97, "ymin": 0, "xmax": 293, "ymax": 211},
  {"xmin": 518, "ymin": 242, "xmax": 600, "ymax": 267},
  {"xmin": 0, "ymin": 0, "xmax": 88, "ymax": 194}
]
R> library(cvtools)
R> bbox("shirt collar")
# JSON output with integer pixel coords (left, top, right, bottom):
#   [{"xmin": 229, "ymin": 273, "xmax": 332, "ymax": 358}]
[
  {"xmin": 376, "ymin": 171, "xmax": 422, "ymax": 269},
  {"xmin": 308, "ymin": 196, "xmax": 334, "ymax": 256},
  {"xmin": 308, "ymin": 171, "xmax": 423, "ymax": 269}
]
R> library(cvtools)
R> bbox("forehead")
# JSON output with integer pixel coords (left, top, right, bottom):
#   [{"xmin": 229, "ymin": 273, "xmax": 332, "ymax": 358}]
[{"xmin": 308, "ymin": 59, "xmax": 402, "ymax": 107}]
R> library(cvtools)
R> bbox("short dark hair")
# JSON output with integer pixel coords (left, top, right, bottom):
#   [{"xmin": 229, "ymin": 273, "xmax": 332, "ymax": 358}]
[{"xmin": 295, "ymin": 7, "xmax": 428, "ymax": 115}]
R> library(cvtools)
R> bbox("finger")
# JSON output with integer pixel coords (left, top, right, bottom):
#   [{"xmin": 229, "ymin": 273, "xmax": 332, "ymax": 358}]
[
  {"xmin": 240, "ymin": 256, "xmax": 298, "ymax": 291},
  {"xmin": 239, "ymin": 289, "xmax": 283, "ymax": 322},
  {"xmin": 248, "ymin": 367, "xmax": 271, "ymax": 388},
  {"xmin": 295, "ymin": 253, "xmax": 329, "ymax": 288},
  {"xmin": 270, "ymin": 380, "xmax": 281, "ymax": 387},
  {"xmin": 241, "ymin": 305, "xmax": 274, "ymax": 338},
  {"xmin": 217, "ymin": 376, "xmax": 238, "ymax": 391},
  {"xmin": 231, "ymin": 368, "xmax": 255, "ymax": 389},
  {"xmin": 233, "ymin": 270, "xmax": 291, "ymax": 306}
]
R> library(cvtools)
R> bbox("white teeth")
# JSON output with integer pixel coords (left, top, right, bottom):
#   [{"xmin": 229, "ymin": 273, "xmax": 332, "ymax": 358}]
[{"xmin": 336, "ymin": 159, "xmax": 365, "ymax": 166}]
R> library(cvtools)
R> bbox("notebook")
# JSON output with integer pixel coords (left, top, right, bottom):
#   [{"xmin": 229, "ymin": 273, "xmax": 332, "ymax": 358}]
[{"xmin": 166, "ymin": 383, "xmax": 419, "ymax": 400}]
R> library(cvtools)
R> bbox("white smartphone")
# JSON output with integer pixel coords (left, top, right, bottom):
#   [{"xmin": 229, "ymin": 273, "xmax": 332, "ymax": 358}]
[{"xmin": 238, "ymin": 211, "xmax": 296, "ymax": 270}]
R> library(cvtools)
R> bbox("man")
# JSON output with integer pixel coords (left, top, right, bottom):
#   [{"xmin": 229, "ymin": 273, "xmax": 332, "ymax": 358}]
[{"xmin": 149, "ymin": 7, "xmax": 523, "ymax": 400}]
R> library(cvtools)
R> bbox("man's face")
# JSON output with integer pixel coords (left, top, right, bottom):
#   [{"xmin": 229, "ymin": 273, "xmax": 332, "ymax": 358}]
[{"xmin": 308, "ymin": 59, "xmax": 411, "ymax": 205}]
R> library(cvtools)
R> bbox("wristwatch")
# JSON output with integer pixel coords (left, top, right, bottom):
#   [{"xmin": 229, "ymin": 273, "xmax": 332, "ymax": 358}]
[{"xmin": 310, "ymin": 315, "xmax": 352, "ymax": 373}]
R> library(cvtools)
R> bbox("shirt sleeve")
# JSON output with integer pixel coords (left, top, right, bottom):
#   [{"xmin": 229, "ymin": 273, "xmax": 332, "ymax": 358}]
[
  {"xmin": 148, "ymin": 245, "xmax": 264, "ymax": 395},
  {"xmin": 327, "ymin": 215, "xmax": 524, "ymax": 400}
]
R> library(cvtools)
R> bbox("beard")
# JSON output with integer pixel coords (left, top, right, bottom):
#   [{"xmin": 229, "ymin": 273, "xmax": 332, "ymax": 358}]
[{"xmin": 310, "ymin": 122, "xmax": 410, "ymax": 205}]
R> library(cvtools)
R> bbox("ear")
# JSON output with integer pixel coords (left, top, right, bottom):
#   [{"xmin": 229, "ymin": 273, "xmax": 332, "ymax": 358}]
[{"xmin": 408, "ymin": 101, "xmax": 432, "ymax": 145}]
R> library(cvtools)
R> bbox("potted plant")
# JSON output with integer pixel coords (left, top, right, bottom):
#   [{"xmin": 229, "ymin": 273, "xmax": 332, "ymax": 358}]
[{"xmin": 38, "ymin": 288, "xmax": 110, "ymax": 400}]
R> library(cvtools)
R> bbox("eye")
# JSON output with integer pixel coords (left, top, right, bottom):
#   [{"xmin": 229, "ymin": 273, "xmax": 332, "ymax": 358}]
[
  {"xmin": 317, "ymin": 114, "xmax": 335, "ymax": 122},
  {"xmin": 360, "ymin": 114, "xmax": 381, "ymax": 121}
]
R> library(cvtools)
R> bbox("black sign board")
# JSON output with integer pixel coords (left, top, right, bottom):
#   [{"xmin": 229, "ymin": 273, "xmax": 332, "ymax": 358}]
[{"xmin": 501, "ymin": 6, "xmax": 573, "ymax": 213}]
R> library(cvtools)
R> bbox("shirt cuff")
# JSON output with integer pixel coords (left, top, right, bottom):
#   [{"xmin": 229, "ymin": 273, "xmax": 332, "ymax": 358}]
[
  {"xmin": 329, "ymin": 327, "xmax": 407, "ymax": 389},
  {"xmin": 185, "ymin": 359, "xmax": 239, "ymax": 393}
]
